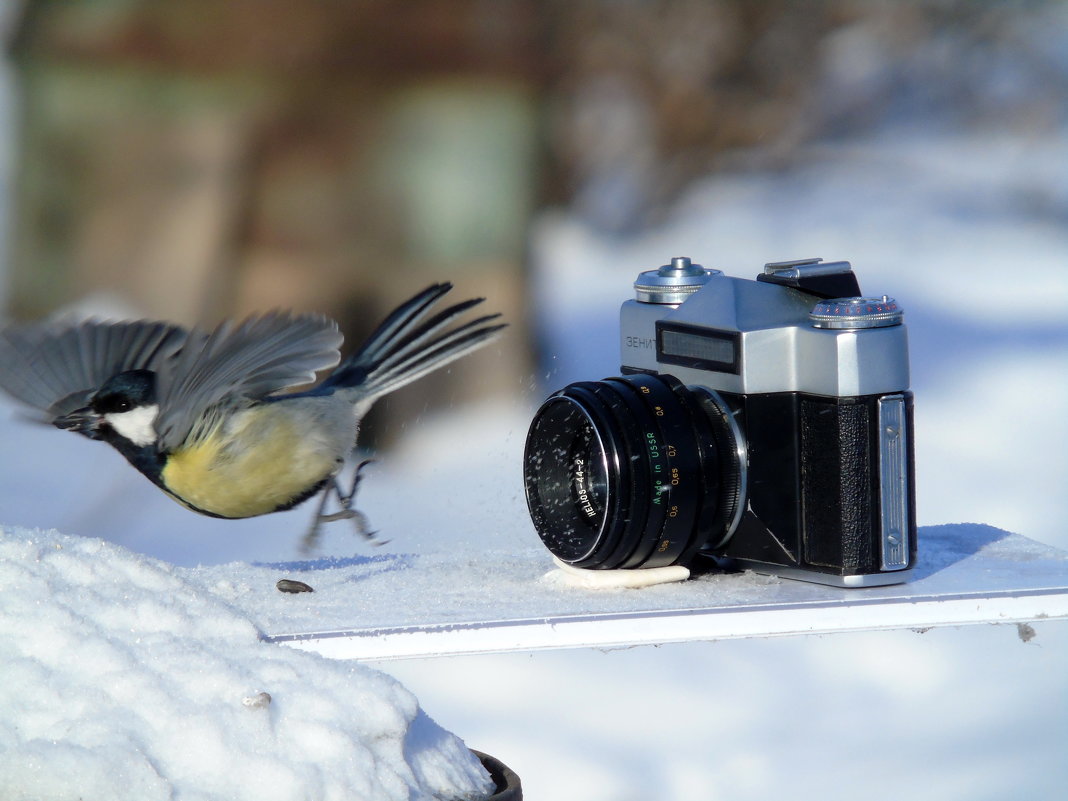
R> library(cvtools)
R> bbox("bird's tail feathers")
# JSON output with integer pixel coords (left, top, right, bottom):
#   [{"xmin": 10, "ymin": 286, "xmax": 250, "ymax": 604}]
[{"xmin": 321, "ymin": 284, "xmax": 506, "ymax": 404}]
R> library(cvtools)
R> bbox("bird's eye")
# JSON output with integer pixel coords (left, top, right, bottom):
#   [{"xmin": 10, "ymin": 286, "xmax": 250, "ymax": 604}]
[{"xmin": 92, "ymin": 394, "xmax": 132, "ymax": 414}]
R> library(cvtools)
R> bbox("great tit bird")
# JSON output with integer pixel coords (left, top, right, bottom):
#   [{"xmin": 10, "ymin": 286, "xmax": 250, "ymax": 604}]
[{"xmin": 0, "ymin": 284, "xmax": 504, "ymax": 549}]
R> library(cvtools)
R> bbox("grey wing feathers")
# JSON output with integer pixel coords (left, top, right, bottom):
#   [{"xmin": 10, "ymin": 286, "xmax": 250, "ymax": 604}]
[
  {"xmin": 321, "ymin": 283, "xmax": 506, "ymax": 402},
  {"xmin": 0, "ymin": 319, "xmax": 189, "ymax": 418},
  {"xmin": 155, "ymin": 311, "xmax": 342, "ymax": 450}
]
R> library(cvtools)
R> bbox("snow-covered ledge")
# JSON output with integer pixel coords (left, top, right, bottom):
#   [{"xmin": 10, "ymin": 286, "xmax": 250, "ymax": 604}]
[{"xmin": 250, "ymin": 524, "xmax": 1068, "ymax": 661}]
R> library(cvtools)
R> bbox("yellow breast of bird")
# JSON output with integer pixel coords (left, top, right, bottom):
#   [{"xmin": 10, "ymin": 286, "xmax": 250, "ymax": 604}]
[{"xmin": 160, "ymin": 403, "xmax": 342, "ymax": 519}]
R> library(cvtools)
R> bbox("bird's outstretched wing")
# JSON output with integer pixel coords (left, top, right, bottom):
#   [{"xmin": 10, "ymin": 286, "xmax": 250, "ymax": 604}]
[
  {"xmin": 0, "ymin": 318, "xmax": 191, "ymax": 419},
  {"xmin": 154, "ymin": 311, "xmax": 343, "ymax": 451}
]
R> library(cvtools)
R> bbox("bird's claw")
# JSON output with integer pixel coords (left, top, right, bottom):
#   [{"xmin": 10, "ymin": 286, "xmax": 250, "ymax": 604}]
[{"xmin": 317, "ymin": 510, "xmax": 357, "ymax": 523}]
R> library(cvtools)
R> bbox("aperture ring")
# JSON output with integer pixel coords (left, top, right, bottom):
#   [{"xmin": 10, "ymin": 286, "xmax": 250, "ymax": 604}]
[{"xmin": 615, "ymin": 374, "xmax": 708, "ymax": 567}]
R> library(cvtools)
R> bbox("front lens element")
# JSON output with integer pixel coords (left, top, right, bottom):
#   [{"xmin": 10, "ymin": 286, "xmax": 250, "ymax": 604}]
[{"xmin": 522, "ymin": 393, "xmax": 618, "ymax": 564}]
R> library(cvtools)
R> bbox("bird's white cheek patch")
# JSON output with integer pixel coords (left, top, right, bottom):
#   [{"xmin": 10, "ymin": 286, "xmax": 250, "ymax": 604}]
[{"xmin": 105, "ymin": 404, "xmax": 160, "ymax": 447}]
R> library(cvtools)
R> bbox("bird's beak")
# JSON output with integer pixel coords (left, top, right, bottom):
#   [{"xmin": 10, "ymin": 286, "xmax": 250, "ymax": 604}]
[{"xmin": 53, "ymin": 406, "xmax": 104, "ymax": 440}]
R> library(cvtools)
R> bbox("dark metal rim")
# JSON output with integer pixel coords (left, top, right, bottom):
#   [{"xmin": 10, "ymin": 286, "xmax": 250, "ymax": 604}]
[{"xmin": 471, "ymin": 749, "xmax": 523, "ymax": 800}]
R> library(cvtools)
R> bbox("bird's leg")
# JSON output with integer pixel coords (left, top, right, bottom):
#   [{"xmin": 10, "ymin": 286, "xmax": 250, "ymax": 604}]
[
  {"xmin": 331, "ymin": 459, "xmax": 380, "ymax": 542},
  {"xmin": 300, "ymin": 460, "xmax": 382, "ymax": 553},
  {"xmin": 300, "ymin": 483, "xmax": 335, "ymax": 553},
  {"xmin": 336, "ymin": 459, "xmax": 374, "ymax": 512}
]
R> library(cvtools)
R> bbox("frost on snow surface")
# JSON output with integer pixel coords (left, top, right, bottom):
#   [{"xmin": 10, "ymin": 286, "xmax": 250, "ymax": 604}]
[{"xmin": 0, "ymin": 526, "xmax": 494, "ymax": 801}]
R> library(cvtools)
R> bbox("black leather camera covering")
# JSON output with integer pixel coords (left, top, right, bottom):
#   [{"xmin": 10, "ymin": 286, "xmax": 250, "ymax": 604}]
[{"xmin": 718, "ymin": 391, "xmax": 916, "ymax": 577}]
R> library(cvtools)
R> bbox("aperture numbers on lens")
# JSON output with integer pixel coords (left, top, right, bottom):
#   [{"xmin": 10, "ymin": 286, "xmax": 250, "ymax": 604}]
[{"xmin": 640, "ymin": 384, "xmax": 668, "ymax": 418}]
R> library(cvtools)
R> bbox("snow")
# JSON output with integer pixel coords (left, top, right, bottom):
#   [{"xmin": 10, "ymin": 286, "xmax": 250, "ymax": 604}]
[{"xmin": 0, "ymin": 527, "xmax": 494, "ymax": 801}]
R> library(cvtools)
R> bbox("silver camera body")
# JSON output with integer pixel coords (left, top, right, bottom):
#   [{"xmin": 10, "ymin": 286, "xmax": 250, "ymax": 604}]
[{"xmin": 621, "ymin": 258, "xmax": 910, "ymax": 402}]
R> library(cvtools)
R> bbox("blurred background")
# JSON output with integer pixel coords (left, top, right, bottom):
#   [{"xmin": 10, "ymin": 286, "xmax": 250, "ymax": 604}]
[
  {"xmin": 1, "ymin": 1, "xmax": 1066, "ymax": 799},
  {"xmin": 5, "ymin": 0, "xmax": 1063, "ymax": 453}
]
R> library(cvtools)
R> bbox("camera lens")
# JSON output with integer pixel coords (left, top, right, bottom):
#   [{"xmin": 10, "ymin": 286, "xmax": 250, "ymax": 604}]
[{"xmin": 523, "ymin": 373, "xmax": 744, "ymax": 569}]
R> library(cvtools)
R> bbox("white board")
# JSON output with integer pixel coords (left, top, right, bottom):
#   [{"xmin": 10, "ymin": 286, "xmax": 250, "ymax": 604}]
[{"xmin": 251, "ymin": 524, "xmax": 1068, "ymax": 661}]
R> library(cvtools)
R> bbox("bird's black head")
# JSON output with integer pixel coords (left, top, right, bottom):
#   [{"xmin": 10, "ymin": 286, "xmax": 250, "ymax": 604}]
[
  {"xmin": 90, "ymin": 369, "xmax": 158, "ymax": 415},
  {"xmin": 54, "ymin": 369, "xmax": 160, "ymax": 447}
]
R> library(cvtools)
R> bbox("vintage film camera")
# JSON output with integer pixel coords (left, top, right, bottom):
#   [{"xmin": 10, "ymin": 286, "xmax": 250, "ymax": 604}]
[{"xmin": 523, "ymin": 257, "xmax": 916, "ymax": 587}]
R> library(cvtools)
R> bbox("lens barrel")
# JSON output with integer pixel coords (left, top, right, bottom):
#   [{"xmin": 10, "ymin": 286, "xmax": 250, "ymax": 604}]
[{"xmin": 523, "ymin": 373, "xmax": 744, "ymax": 569}]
